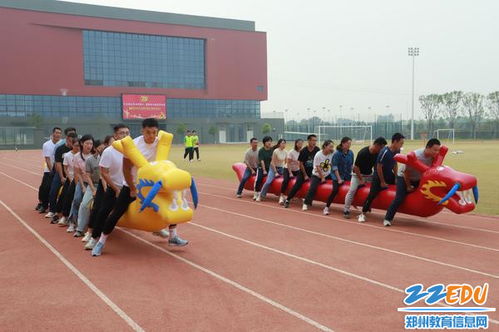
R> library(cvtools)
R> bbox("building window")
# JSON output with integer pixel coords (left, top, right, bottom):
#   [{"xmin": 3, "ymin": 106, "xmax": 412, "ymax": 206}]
[{"xmin": 82, "ymin": 30, "xmax": 205, "ymax": 90}]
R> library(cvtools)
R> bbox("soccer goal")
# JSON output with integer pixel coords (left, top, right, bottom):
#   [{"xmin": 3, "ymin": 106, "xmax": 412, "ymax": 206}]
[
  {"xmin": 316, "ymin": 125, "xmax": 373, "ymax": 144},
  {"xmin": 282, "ymin": 131, "xmax": 318, "ymax": 141},
  {"xmin": 434, "ymin": 129, "xmax": 455, "ymax": 144}
]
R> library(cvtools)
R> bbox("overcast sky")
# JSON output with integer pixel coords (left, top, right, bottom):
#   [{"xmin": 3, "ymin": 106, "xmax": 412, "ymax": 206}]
[{"xmin": 66, "ymin": 0, "xmax": 499, "ymax": 121}]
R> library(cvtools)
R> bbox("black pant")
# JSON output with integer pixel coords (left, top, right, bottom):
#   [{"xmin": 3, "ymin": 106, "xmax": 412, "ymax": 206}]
[
  {"xmin": 384, "ymin": 177, "xmax": 420, "ymax": 222},
  {"xmin": 92, "ymin": 186, "xmax": 118, "ymax": 239},
  {"xmin": 362, "ymin": 177, "xmax": 394, "ymax": 213},
  {"xmin": 193, "ymin": 147, "xmax": 199, "ymax": 160},
  {"xmin": 38, "ymin": 172, "xmax": 53, "ymax": 209},
  {"xmin": 102, "ymin": 186, "xmax": 136, "ymax": 235},
  {"xmin": 286, "ymin": 172, "xmax": 308, "ymax": 201},
  {"xmin": 184, "ymin": 147, "xmax": 193, "ymax": 160},
  {"xmin": 304, "ymin": 175, "xmax": 332, "ymax": 206},
  {"xmin": 326, "ymin": 180, "xmax": 342, "ymax": 207},
  {"xmin": 254, "ymin": 167, "xmax": 265, "ymax": 192},
  {"xmin": 88, "ymin": 180, "xmax": 105, "ymax": 229},
  {"xmin": 281, "ymin": 169, "xmax": 300, "ymax": 194},
  {"xmin": 60, "ymin": 180, "xmax": 76, "ymax": 217}
]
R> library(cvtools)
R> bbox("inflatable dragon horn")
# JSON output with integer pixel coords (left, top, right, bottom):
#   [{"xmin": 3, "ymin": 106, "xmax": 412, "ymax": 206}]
[{"xmin": 112, "ymin": 130, "xmax": 198, "ymax": 232}]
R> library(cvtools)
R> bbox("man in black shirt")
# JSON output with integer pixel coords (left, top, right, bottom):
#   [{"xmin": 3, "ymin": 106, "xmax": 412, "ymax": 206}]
[
  {"xmin": 45, "ymin": 132, "xmax": 77, "ymax": 219},
  {"xmin": 343, "ymin": 137, "xmax": 387, "ymax": 219},
  {"xmin": 284, "ymin": 135, "xmax": 319, "ymax": 208}
]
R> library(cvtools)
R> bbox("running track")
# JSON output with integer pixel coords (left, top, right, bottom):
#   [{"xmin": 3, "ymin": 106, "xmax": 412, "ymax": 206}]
[{"xmin": 0, "ymin": 150, "xmax": 498, "ymax": 331}]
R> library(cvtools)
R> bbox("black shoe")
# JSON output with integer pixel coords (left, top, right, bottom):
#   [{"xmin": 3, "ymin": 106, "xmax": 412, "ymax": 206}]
[
  {"xmin": 343, "ymin": 210, "xmax": 351, "ymax": 219},
  {"xmin": 50, "ymin": 216, "xmax": 59, "ymax": 224},
  {"xmin": 35, "ymin": 203, "xmax": 43, "ymax": 211},
  {"xmin": 38, "ymin": 208, "xmax": 47, "ymax": 214},
  {"xmin": 284, "ymin": 200, "xmax": 290, "ymax": 208}
]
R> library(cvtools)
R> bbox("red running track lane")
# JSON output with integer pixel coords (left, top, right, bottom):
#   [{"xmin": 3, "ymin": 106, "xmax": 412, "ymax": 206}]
[{"xmin": 1, "ymin": 150, "xmax": 499, "ymax": 331}]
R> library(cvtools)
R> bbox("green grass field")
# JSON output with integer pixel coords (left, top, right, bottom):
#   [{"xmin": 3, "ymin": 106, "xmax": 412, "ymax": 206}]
[{"xmin": 168, "ymin": 140, "xmax": 499, "ymax": 216}]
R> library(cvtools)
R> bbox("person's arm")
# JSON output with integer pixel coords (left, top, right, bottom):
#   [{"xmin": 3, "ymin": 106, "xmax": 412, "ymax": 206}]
[
  {"xmin": 270, "ymin": 152, "xmax": 278, "ymax": 173},
  {"xmin": 100, "ymin": 167, "xmax": 120, "ymax": 197},
  {"xmin": 63, "ymin": 164, "xmax": 71, "ymax": 181},
  {"xmin": 100, "ymin": 174, "xmax": 108, "ymax": 192},
  {"xmin": 377, "ymin": 163, "xmax": 387, "ymax": 188},
  {"xmin": 353, "ymin": 166, "xmax": 363, "ymax": 182},
  {"xmin": 85, "ymin": 171, "xmax": 97, "ymax": 194},
  {"xmin": 332, "ymin": 153, "xmax": 343, "ymax": 184},
  {"xmin": 123, "ymin": 157, "xmax": 137, "ymax": 197},
  {"xmin": 45, "ymin": 157, "xmax": 52, "ymax": 172},
  {"xmin": 55, "ymin": 162, "xmax": 65, "ymax": 183}
]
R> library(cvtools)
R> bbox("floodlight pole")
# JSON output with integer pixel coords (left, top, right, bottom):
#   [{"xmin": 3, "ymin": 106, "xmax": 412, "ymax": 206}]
[{"xmin": 409, "ymin": 47, "xmax": 419, "ymax": 140}]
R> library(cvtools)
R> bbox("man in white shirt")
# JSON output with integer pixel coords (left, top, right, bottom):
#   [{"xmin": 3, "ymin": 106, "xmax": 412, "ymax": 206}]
[
  {"xmin": 92, "ymin": 119, "xmax": 189, "ymax": 256},
  {"xmin": 36, "ymin": 127, "xmax": 62, "ymax": 213}
]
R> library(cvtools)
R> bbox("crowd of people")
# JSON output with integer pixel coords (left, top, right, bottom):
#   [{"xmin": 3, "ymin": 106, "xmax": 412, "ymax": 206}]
[
  {"xmin": 35, "ymin": 118, "xmax": 189, "ymax": 257},
  {"xmin": 236, "ymin": 134, "xmax": 442, "ymax": 226}
]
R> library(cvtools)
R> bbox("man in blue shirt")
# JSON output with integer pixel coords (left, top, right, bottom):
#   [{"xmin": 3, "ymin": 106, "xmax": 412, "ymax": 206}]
[{"xmin": 358, "ymin": 133, "xmax": 405, "ymax": 223}]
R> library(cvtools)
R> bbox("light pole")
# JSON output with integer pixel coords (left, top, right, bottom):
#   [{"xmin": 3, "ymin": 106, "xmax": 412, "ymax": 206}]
[{"xmin": 408, "ymin": 47, "xmax": 419, "ymax": 140}]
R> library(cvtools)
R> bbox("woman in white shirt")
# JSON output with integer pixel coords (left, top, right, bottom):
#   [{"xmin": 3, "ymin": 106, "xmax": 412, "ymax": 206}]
[
  {"xmin": 55, "ymin": 139, "xmax": 80, "ymax": 225},
  {"xmin": 278, "ymin": 139, "xmax": 303, "ymax": 205},
  {"xmin": 257, "ymin": 139, "xmax": 287, "ymax": 201},
  {"xmin": 302, "ymin": 140, "xmax": 335, "ymax": 211}
]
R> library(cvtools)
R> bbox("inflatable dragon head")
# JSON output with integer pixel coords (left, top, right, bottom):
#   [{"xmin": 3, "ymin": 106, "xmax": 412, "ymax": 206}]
[
  {"xmin": 395, "ymin": 145, "xmax": 478, "ymax": 215},
  {"xmin": 112, "ymin": 130, "xmax": 198, "ymax": 232}
]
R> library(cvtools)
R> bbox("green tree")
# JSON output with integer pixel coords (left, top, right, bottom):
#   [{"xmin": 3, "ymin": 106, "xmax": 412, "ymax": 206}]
[
  {"xmin": 486, "ymin": 92, "xmax": 499, "ymax": 139},
  {"xmin": 462, "ymin": 92, "xmax": 485, "ymax": 139},
  {"xmin": 208, "ymin": 125, "xmax": 217, "ymax": 143},
  {"xmin": 418, "ymin": 94, "xmax": 442, "ymax": 136},
  {"xmin": 176, "ymin": 123, "xmax": 187, "ymax": 136},
  {"xmin": 262, "ymin": 123, "xmax": 272, "ymax": 135},
  {"xmin": 28, "ymin": 114, "xmax": 43, "ymax": 128},
  {"xmin": 441, "ymin": 91, "xmax": 463, "ymax": 129}
]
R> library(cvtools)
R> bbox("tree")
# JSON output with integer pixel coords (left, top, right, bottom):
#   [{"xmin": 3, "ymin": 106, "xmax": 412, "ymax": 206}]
[
  {"xmin": 208, "ymin": 126, "xmax": 217, "ymax": 143},
  {"xmin": 486, "ymin": 92, "xmax": 499, "ymax": 139},
  {"xmin": 418, "ymin": 94, "xmax": 442, "ymax": 136},
  {"xmin": 441, "ymin": 91, "xmax": 463, "ymax": 129},
  {"xmin": 462, "ymin": 92, "xmax": 485, "ymax": 139},
  {"xmin": 262, "ymin": 123, "xmax": 272, "ymax": 135},
  {"xmin": 176, "ymin": 123, "xmax": 187, "ymax": 136}
]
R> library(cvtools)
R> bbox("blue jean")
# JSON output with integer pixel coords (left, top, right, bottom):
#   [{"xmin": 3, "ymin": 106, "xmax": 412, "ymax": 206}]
[
  {"xmin": 384, "ymin": 176, "xmax": 419, "ymax": 222},
  {"xmin": 69, "ymin": 183, "xmax": 84, "ymax": 223},
  {"xmin": 260, "ymin": 167, "xmax": 283, "ymax": 198},
  {"xmin": 237, "ymin": 167, "xmax": 253, "ymax": 195},
  {"xmin": 48, "ymin": 171, "xmax": 62, "ymax": 213},
  {"xmin": 77, "ymin": 186, "xmax": 94, "ymax": 232}
]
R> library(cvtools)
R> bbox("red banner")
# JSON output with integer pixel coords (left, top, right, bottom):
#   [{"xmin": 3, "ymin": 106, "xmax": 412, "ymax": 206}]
[{"xmin": 122, "ymin": 94, "xmax": 167, "ymax": 120}]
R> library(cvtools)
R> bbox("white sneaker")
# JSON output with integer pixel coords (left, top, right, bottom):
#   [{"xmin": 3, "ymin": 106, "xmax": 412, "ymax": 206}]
[
  {"xmin": 253, "ymin": 192, "xmax": 259, "ymax": 201},
  {"xmin": 67, "ymin": 224, "xmax": 75, "ymax": 233},
  {"xmin": 302, "ymin": 204, "xmax": 308, "ymax": 211},
  {"xmin": 152, "ymin": 229, "xmax": 169, "ymax": 238},
  {"xmin": 278, "ymin": 195, "xmax": 285, "ymax": 205},
  {"xmin": 236, "ymin": 194, "xmax": 242, "ymax": 198},
  {"xmin": 256, "ymin": 194, "xmax": 262, "ymax": 202},
  {"xmin": 358, "ymin": 214, "xmax": 366, "ymax": 223},
  {"xmin": 57, "ymin": 216, "xmax": 67, "ymax": 227},
  {"xmin": 82, "ymin": 231, "xmax": 92, "ymax": 242},
  {"xmin": 323, "ymin": 207, "xmax": 330, "ymax": 215},
  {"xmin": 383, "ymin": 219, "xmax": 392, "ymax": 227},
  {"xmin": 44, "ymin": 212, "xmax": 55, "ymax": 218},
  {"xmin": 84, "ymin": 238, "xmax": 97, "ymax": 250}
]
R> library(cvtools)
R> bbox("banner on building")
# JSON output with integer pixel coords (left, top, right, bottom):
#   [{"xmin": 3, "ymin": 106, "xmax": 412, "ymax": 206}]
[{"xmin": 122, "ymin": 94, "xmax": 166, "ymax": 120}]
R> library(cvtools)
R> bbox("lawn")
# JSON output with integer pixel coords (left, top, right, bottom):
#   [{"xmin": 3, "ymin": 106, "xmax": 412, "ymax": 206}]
[{"xmin": 169, "ymin": 140, "xmax": 499, "ymax": 216}]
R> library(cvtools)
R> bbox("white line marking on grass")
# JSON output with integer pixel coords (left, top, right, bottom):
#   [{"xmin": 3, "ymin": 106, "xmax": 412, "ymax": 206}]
[{"xmin": 0, "ymin": 200, "xmax": 145, "ymax": 332}]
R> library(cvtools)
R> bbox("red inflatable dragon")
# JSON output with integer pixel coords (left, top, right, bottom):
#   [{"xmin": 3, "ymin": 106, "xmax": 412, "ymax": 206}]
[{"xmin": 232, "ymin": 146, "xmax": 478, "ymax": 217}]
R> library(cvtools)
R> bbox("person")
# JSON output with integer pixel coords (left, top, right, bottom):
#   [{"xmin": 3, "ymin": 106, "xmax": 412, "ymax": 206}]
[
  {"xmin": 382, "ymin": 138, "xmax": 441, "ymax": 226},
  {"xmin": 45, "ymin": 131, "xmax": 77, "ymax": 219},
  {"xmin": 191, "ymin": 130, "xmax": 200, "ymax": 161},
  {"xmin": 253, "ymin": 136, "xmax": 273, "ymax": 201},
  {"xmin": 303, "ymin": 140, "xmax": 335, "ymax": 211},
  {"xmin": 74, "ymin": 139, "xmax": 106, "ymax": 237},
  {"xmin": 257, "ymin": 139, "xmax": 287, "ymax": 201},
  {"xmin": 279, "ymin": 139, "xmax": 303, "ymax": 205},
  {"xmin": 358, "ymin": 133, "xmax": 405, "ymax": 223},
  {"xmin": 66, "ymin": 135, "xmax": 94, "ymax": 233},
  {"xmin": 324, "ymin": 137, "xmax": 354, "ymax": 215},
  {"xmin": 86, "ymin": 125, "xmax": 130, "ymax": 250},
  {"xmin": 36, "ymin": 127, "xmax": 62, "ymax": 213},
  {"xmin": 54, "ymin": 138, "xmax": 80, "ymax": 225},
  {"xmin": 92, "ymin": 118, "xmax": 189, "ymax": 257},
  {"xmin": 283, "ymin": 135, "xmax": 319, "ymax": 208},
  {"xmin": 343, "ymin": 137, "xmax": 387, "ymax": 219},
  {"xmin": 183, "ymin": 130, "xmax": 193, "ymax": 162},
  {"xmin": 236, "ymin": 138, "xmax": 259, "ymax": 198}
]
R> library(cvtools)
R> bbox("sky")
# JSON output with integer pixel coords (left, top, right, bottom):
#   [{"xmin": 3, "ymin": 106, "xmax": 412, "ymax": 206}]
[{"xmin": 65, "ymin": 0, "xmax": 499, "ymax": 121}]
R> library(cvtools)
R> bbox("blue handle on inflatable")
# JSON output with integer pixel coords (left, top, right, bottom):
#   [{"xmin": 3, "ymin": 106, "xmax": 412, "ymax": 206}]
[
  {"xmin": 438, "ymin": 182, "xmax": 461, "ymax": 205},
  {"xmin": 190, "ymin": 178, "xmax": 199, "ymax": 209},
  {"xmin": 473, "ymin": 186, "xmax": 479, "ymax": 204},
  {"xmin": 140, "ymin": 180, "xmax": 162, "ymax": 212}
]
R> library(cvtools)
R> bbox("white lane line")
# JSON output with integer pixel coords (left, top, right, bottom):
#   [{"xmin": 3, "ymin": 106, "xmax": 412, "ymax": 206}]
[
  {"xmin": 195, "ymin": 204, "xmax": 499, "ymax": 279},
  {"xmin": 0, "ymin": 161, "xmax": 40, "ymax": 176},
  {"xmin": 197, "ymin": 189, "xmax": 499, "ymax": 253},
  {"xmin": 0, "ymin": 168, "xmax": 334, "ymax": 332},
  {"xmin": 118, "ymin": 228, "xmax": 334, "ymax": 332},
  {"xmin": 0, "ymin": 200, "xmax": 145, "ymax": 332}
]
